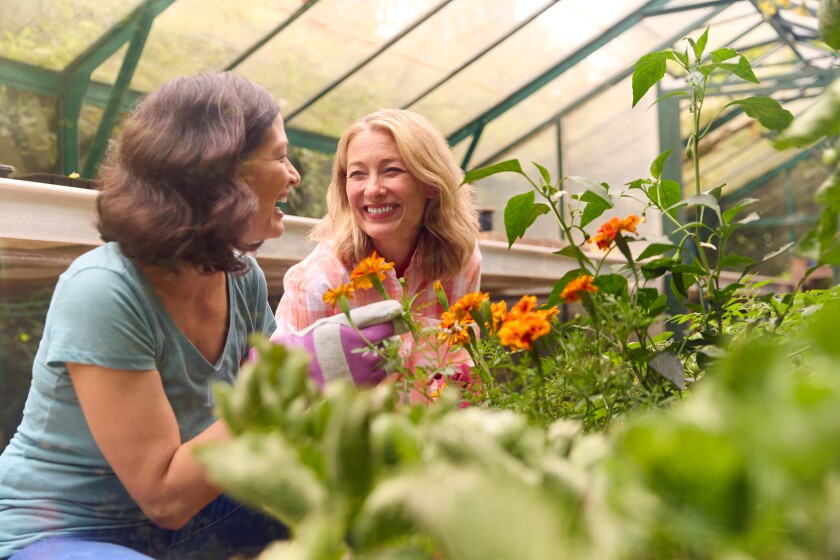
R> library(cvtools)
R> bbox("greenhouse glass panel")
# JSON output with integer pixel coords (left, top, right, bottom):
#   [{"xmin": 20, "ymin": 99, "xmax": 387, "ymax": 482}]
[
  {"xmin": 411, "ymin": 0, "xmax": 649, "ymax": 136},
  {"xmin": 0, "ymin": 0, "xmax": 144, "ymax": 70},
  {"xmin": 690, "ymin": 96, "xmax": 817, "ymax": 198},
  {"xmin": 473, "ymin": 125, "xmax": 560, "ymax": 242},
  {"xmin": 293, "ymin": 0, "xmax": 551, "ymax": 134},
  {"xmin": 234, "ymin": 0, "xmax": 441, "ymax": 120},
  {"xmin": 467, "ymin": 7, "xmax": 721, "ymax": 166},
  {"xmin": 728, "ymin": 17, "xmax": 782, "ymax": 50},
  {"xmin": 91, "ymin": 0, "xmax": 305, "ymax": 91},
  {"xmin": 561, "ymin": 76, "xmax": 662, "ymax": 243}
]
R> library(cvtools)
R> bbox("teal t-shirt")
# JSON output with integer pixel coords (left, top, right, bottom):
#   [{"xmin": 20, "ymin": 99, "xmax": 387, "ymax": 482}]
[{"xmin": 0, "ymin": 243, "xmax": 276, "ymax": 557}]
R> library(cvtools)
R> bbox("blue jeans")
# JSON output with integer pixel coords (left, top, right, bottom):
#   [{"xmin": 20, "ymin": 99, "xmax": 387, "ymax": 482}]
[{"xmin": 10, "ymin": 495, "xmax": 289, "ymax": 559}]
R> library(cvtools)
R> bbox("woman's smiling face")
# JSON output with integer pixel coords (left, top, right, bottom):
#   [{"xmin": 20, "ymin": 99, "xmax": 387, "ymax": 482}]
[
  {"xmin": 239, "ymin": 115, "xmax": 300, "ymax": 243},
  {"xmin": 345, "ymin": 128, "xmax": 434, "ymax": 266}
]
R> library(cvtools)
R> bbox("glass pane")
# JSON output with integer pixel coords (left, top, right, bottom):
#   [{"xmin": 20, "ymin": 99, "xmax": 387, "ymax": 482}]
[
  {"xmin": 293, "ymin": 0, "xmax": 550, "ymax": 135},
  {"xmin": 472, "ymin": 126, "xmax": 560, "ymax": 242},
  {"xmin": 0, "ymin": 0, "xmax": 143, "ymax": 70},
  {"xmin": 234, "ymin": 0, "xmax": 441, "ymax": 119},
  {"xmin": 467, "ymin": 7, "xmax": 721, "ymax": 167},
  {"xmin": 561, "ymin": 77, "xmax": 661, "ymax": 244},
  {"xmin": 410, "ymin": 0, "xmax": 650, "ymax": 136},
  {"xmin": 91, "ymin": 0, "xmax": 306, "ymax": 91},
  {"xmin": 692, "ymin": 96, "xmax": 815, "ymax": 198}
]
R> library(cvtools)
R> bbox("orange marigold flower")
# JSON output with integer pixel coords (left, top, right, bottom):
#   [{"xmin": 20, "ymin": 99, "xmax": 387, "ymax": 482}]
[
  {"xmin": 487, "ymin": 300, "xmax": 507, "ymax": 332},
  {"xmin": 451, "ymin": 291, "xmax": 489, "ymax": 314},
  {"xmin": 560, "ymin": 275, "xmax": 598, "ymax": 303},
  {"xmin": 323, "ymin": 283, "xmax": 355, "ymax": 307},
  {"xmin": 439, "ymin": 307, "xmax": 475, "ymax": 347},
  {"xmin": 350, "ymin": 251, "xmax": 394, "ymax": 290},
  {"xmin": 496, "ymin": 295, "xmax": 558, "ymax": 351},
  {"xmin": 588, "ymin": 215, "xmax": 640, "ymax": 250},
  {"xmin": 506, "ymin": 295, "xmax": 540, "ymax": 323},
  {"xmin": 497, "ymin": 314, "xmax": 553, "ymax": 351}
]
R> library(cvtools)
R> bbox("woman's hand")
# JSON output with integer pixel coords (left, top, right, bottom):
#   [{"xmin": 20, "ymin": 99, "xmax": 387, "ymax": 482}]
[{"xmin": 269, "ymin": 300, "xmax": 407, "ymax": 387}]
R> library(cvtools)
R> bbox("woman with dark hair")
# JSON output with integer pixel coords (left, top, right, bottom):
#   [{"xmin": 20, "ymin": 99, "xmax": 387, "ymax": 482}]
[{"xmin": 0, "ymin": 72, "xmax": 298, "ymax": 559}]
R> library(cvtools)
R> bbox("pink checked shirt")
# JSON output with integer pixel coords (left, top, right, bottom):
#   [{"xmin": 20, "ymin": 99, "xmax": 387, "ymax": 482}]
[{"xmin": 275, "ymin": 241, "xmax": 482, "ymax": 334}]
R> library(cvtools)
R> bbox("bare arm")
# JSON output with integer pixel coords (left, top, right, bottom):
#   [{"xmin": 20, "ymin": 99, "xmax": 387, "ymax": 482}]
[{"xmin": 68, "ymin": 362, "xmax": 229, "ymax": 530}]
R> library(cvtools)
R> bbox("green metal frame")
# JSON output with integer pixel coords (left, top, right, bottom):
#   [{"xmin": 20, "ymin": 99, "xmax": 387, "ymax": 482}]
[
  {"xmin": 747, "ymin": 0, "xmax": 806, "ymax": 63},
  {"xmin": 284, "ymin": 0, "xmax": 455, "ymax": 123},
  {"xmin": 0, "ymin": 0, "xmax": 834, "ymax": 187},
  {"xmin": 447, "ymin": 0, "xmax": 704, "ymax": 152},
  {"xmin": 472, "ymin": 0, "xmax": 732, "ymax": 169},
  {"xmin": 719, "ymin": 148, "xmax": 819, "ymax": 204},
  {"xmin": 82, "ymin": 7, "xmax": 157, "ymax": 178},
  {"xmin": 402, "ymin": 0, "xmax": 561, "ymax": 111},
  {"xmin": 58, "ymin": 0, "xmax": 177, "ymax": 175},
  {"xmin": 224, "ymin": 0, "xmax": 322, "ymax": 71}
]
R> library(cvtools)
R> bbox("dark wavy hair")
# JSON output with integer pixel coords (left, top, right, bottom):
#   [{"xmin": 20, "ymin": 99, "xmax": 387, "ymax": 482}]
[{"xmin": 96, "ymin": 72, "xmax": 280, "ymax": 274}]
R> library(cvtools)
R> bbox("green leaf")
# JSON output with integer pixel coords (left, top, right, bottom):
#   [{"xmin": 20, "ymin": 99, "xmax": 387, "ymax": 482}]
[
  {"xmin": 579, "ymin": 190, "xmax": 613, "ymax": 228},
  {"xmin": 717, "ymin": 56, "xmax": 759, "ymax": 84},
  {"xmin": 692, "ymin": 27, "xmax": 710, "ymax": 60},
  {"xmin": 672, "ymin": 193, "xmax": 721, "ymax": 222},
  {"xmin": 727, "ymin": 97, "xmax": 794, "ymax": 132},
  {"xmin": 817, "ymin": 206, "xmax": 839, "ymax": 252},
  {"xmin": 775, "ymin": 78, "xmax": 840, "ymax": 148},
  {"xmin": 626, "ymin": 178, "xmax": 650, "ymax": 190},
  {"xmin": 594, "ymin": 273, "xmax": 628, "ymax": 297},
  {"xmin": 463, "ymin": 159, "xmax": 524, "ymax": 184},
  {"xmin": 722, "ymin": 198, "xmax": 759, "ymax": 224},
  {"xmin": 710, "ymin": 47, "xmax": 738, "ymax": 62},
  {"xmin": 649, "ymin": 352, "xmax": 685, "ymax": 389},
  {"xmin": 554, "ymin": 244, "xmax": 594, "ymax": 267},
  {"xmin": 641, "ymin": 257, "xmax": 676, "ymax": 280},
  {"xmin": 632, "ymin": 52, "xmax": 669, "ymax": 107},
  {"xmin": 650, "ymin": 179, "xmax": 683, "ymax": 218},
  {"xmin": 820, "ymin": 237, "xmax": 840, "ymax": 265},
  {"xmin": 650, "ymin": 149, "xmax": 672, "ymax": 180},
  {"xmin": 504, "ymin": 192, "xmax": 551, "ymax": 248},
  {"xmin": 533, "ymin": 162, "xmax": 552, "ymax": 187},
  {"xmin": 719, "ymin": 254, "xmax": 757, "ymax": 269},
  {"xmin": 763, "ymin": 241, "xmax": 795, "ymax": 262},
  {"xmin": 673, "ymin": 48, "xmax": 689, "ymax": 68},
  {"xmin": 638, "ymin": 243, "xmax": 678, "ymax": 260},
  {"xmin": 614, "ymin": 233, "xmax": 635, "ymax": 264},
  {"xmin": 547, "ymin": 269, "xmax": 588, "ymax": 307},
  {"xmin": 196, "ymin": 433, "xmax": 327, "ymax": 527},
  {"xmin": 819, "ymin": 0, "xmax": 840, "ymax": 50}
]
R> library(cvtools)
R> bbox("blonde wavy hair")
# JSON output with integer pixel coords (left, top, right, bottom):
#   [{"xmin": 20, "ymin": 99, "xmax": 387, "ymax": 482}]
[{"xmin": 310, "ymin": 109, "xmax": 480, "ymax": 280}]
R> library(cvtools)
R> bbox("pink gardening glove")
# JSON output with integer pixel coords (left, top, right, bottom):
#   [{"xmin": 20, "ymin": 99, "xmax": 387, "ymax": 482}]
[{"xmin": 269, "ymin": 300, "xmax": 407, "ymax": 388}]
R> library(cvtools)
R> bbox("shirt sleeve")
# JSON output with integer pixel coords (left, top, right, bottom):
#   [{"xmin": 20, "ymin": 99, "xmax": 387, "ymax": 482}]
[
  {"xmin": 274, "ymin": 264, "xmax": 334, "ymax": 335},
  {"xmin": 45, "ymin": 267, "xmax": 157, "ymax": 371}
]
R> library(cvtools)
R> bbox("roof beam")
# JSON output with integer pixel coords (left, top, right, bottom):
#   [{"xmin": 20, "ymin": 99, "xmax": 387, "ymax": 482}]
[
  {"xmin": 747, "ymin": 0, "xmax": 807, "ymax": 63},
  {"xmin": 471, "ymin": 1, "xmax": 732, "ymax": 168},
  {"xmin": 285, "ymin": 0, "xmax": 454, "ymax": 123},
  {"xmin": 224, "ymin": 0, "xmax": 322, "ymax": 71},
  {"xmin": 402, "ymin": 0, "xmax": 561, "ymax": 110},
  {"xmin": 446, "ymin": 0, "xmax": 674, "ymax": 148}
]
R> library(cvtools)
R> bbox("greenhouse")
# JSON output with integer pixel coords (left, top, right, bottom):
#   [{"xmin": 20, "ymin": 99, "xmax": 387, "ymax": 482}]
[{"xmin": 1, "ymin": 0, "xmax": 839, "ymax": 558}]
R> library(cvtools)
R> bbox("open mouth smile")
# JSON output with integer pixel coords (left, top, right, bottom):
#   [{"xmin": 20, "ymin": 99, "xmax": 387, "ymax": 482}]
[{"xmin": 365, "ymin": 205, "xmax": 397, "ymax": 215}]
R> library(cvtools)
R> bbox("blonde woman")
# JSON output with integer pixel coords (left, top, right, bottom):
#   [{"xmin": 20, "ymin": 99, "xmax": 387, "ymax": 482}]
[{"xmin": 274, "ymin": 109, "xmax": 481, "ymax": 371}]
